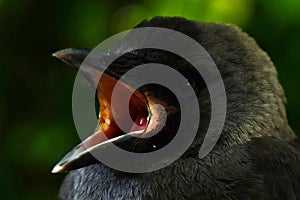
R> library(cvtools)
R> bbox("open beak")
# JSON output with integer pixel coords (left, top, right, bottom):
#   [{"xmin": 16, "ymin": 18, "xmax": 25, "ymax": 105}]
[{"xmin": 52, "ymin": 49, "xmax": 166, "ymax": 173}]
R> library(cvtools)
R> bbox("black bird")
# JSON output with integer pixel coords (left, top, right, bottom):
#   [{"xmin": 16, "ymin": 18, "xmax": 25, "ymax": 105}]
[{"xmin": 52, "ymin": 17, "xmax": 300, "ymax": 199}]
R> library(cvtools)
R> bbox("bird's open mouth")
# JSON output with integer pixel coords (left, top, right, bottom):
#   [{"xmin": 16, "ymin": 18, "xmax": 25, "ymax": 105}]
[
  {"xmin": 77, "ymin": 72, "xmax": 150, "ymax": 153},
  {"xmin": 51, "ymin": 49, "xmax": 167, "ymax": 173}
]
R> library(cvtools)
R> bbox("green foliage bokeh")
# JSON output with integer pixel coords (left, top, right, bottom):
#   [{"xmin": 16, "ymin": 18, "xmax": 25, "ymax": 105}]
[{"xmin": 0, "ymin": 0, "xmax": 299, "ymax": 199}]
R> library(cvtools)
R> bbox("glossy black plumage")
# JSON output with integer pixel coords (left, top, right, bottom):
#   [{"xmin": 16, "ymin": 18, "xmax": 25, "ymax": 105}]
[{"xmin": 57, "ymin": 17, "xmax": 300, "ymax": 199}]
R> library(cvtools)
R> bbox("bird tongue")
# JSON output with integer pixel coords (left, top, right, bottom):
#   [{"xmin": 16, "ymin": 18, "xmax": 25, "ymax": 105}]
[{"xmin": 130, "ymin": 114, "xmax": 148, "ymax": 132}]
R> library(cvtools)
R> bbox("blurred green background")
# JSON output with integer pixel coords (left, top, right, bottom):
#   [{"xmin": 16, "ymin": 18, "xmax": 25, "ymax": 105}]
[{"xmin": 0, "ymin": 0, "xmax": 299, "ymax": 199}]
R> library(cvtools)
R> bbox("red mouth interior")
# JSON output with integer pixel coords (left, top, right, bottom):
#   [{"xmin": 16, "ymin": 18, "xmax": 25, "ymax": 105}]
[
  {"xmin": 130, "ymin": 114, "xmax": 148, "ymax": 132},
  {"xmin": 98, "ymin": 73, "xmax": 149, "ymax": 140},
  {"xmin": 76, "ymin": 73, "xmax": 149, "ymax": 153}
]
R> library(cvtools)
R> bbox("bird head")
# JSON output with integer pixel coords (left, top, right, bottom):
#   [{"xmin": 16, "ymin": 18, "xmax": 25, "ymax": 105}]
[
  {"xmin": 51, "ymin": 45, "xmax": 202, "ymax": 173},
  {"xmin": 51, "ymin": 17, "xmax": 294, "ymax": 174}
]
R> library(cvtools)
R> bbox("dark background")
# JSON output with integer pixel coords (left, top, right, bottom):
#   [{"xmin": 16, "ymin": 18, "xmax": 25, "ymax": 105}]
[{"xmin": 0, "ymin": 0, "xmax": 299, "ymax": 199}]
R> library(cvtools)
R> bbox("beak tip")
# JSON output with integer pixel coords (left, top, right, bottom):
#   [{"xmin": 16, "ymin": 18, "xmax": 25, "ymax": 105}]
[
  {"xmin": 52, "ymin": 49, "xmax": 70, "ymax": 61},
  {"xmin": 51, "ymin": 164, "xmax": 64, "ymax": 173},
  {"xmin": 51, "ymin": 51, "xmax": 60, "ymax": 58},
  {"xmin": 52, "ymin": 48, "xmax": 90, "ymax": 69}
]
